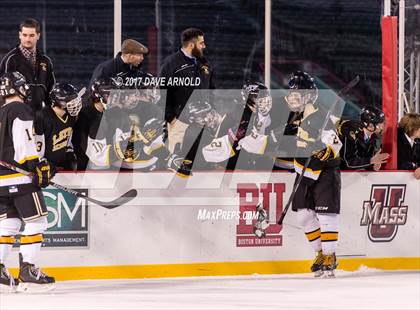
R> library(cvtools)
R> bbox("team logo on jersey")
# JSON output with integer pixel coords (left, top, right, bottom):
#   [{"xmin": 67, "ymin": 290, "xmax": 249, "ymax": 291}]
[
  {"xmin": 40, "ymin": 62, "xmax": 47, "ymax": 71},
  {"xmin": 201, "ymin": 65, "xmax": 209, "ymax": 75},
  {"xmin": 236, "ymin": 183, "xmax": 284, "ymax": 247},
  {"xmin": 360, "ymin": 185, "xmax": 408, "ymax": 242}
]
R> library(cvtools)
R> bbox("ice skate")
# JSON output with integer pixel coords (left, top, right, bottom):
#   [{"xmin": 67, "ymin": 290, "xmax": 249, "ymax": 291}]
[
  {"xmin": 0, "ymin": 263, "xmax": 18, "ymax": 293},
  {"xmin": 17, "ymin": 258, "xmax": 56, "ymax": 293},
  {"xmin": 321, "ymin": 253, "xmax": 337, "ymax": 278},
  {"xmin": 311, "ymin": 250, "xmax": 325, "ymax": 278}
]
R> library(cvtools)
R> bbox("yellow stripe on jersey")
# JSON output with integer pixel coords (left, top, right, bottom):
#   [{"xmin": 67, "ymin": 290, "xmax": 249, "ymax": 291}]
[
  {"xmin": 275, "ymin": 158, "xmax": 293, "ymax": 164},
  {"xmin": 305, "ymin": 228, "xmax": 321, "ymax": 242},
  {"xmin": 294, "ymin": 159, "xmax": 322, "ymax": 175},
  {"xmin": 20, "ymin": 234, "xmax": 44, "ymax": 244},
  {"xmin": 329, "ymin": 145, "xmax": 339, "ymax": 159},
  {"xmin": 0, "ymin": 173, "xmax": 24, "ymax": 179},
  {"xmin": 320, "ymin": 148, "xmax": 331, "ymax": 161},
  {"xmin": 0, "ymin": 236, "xmax": 16, "ymax": 244},
  {"xmin": 229, "ymin": 143, "xmax": 236, "ymax": 157},
  {"xmin": 321, "ymin": 232, "xmax": 338, "ymax": 242},
  {"xmin": 18, "ymin": 155, "xmax": 39, "ymax": 164},
  {"xmin": 106, "ymin": 145, "xmax": 111, "ymax": 166}
]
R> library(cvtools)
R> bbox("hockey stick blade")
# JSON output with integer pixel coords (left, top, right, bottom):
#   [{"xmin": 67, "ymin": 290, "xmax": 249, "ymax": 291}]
[
  {"xmin": 50, "ymin": 182, "xmax": 138, "ymax": 209},
  {"xmin": 80, "ymin": 188, "xmax": 138, "ymax": 209},
  {"xmin": 0, "ymin": 160, "xmax": 138, "ymax": 209}
]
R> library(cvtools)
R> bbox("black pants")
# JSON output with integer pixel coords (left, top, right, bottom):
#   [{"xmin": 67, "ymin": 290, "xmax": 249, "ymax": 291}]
[{"xmin": 292, "ymin": 167, "xmax": 341, "ymax": 214}]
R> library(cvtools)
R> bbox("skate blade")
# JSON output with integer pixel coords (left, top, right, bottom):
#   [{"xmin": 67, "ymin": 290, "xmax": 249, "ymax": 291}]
[
  {"xmin": 313, "ymin": 270, "xmax": 324, "ymax": 278},
  {"xmin": 0, "ymin": 284, "xmax": 17, "ymax": 293},
  {"xmin": 16, "ymin": 282, "xmax": 56, "ymax": 293},
  {"xmin": 321, "ymin": 271, "xmax": 336, "ymax": 278}
]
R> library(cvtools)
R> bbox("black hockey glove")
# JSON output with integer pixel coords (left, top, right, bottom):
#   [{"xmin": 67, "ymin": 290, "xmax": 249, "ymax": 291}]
[
  {"xmin": 32, "ymin": 159, "xmax": 56, "ymax": 188},
  {"xmin": 284, "ymin": 123, "xmax": 299, "ymax": 136}
]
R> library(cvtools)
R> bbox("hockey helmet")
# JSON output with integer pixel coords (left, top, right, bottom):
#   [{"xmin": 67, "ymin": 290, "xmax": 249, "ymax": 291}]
[
  {"xmin": 0, "ymin": 71, "xmax": 30, "ymax": 100},
  {"xmin": 91, "ymin": 79, "xmax": 115, "ymax": 106},
  {"xmin": 187, "ymin": 99, "xmax": 212, "ymax": 126},
  {"xmin": 285, "ymin": 71, "xmax": 318, "ymax": 112},
  {"xmin": 360, "ymin": 106, "xmax": 385, "ymax": 128},
  {"xmin": 241, "ymin": 81, "xmax": 272, "ymax": 115},
  {"xmin": 50, "ymin": 83, "xmax": 82, "ymax": 116},
  {"xmin": 187, "ymin": 99, "xmax": 221, "ymax": 131}
]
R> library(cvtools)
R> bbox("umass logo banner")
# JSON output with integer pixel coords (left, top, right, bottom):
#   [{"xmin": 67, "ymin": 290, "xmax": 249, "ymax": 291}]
[{"xmin": 360, "ymin": 185, "xmax": 408, "ymax": 243}]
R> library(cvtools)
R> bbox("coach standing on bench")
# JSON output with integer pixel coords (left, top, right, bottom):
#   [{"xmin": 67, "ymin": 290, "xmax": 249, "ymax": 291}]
[{"xmin": 0, "ymin": 18, "xmax": 55, "ymax": 113}]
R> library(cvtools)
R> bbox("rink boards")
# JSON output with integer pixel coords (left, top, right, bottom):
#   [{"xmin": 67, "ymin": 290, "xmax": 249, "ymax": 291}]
[{"xmin": 5, "ymin": 171, "xmax": 420, "ymax": 280}]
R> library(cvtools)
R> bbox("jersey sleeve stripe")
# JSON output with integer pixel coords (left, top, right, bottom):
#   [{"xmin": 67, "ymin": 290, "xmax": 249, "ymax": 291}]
[{"xmin": 17, "ymin": 155, "xmax": 39, "ymax": 165}]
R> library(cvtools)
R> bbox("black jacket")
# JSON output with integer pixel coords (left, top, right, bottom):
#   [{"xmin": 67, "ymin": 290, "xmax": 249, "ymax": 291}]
[
  {"xmin": 397, "ymin": 127, "xmax": 420, "ymax": 170},
  {"xmin": 159, "ymin": 50, "xmax": 215, "ymax": 123},
  {"xmin": 0, "ymin": 46, "xmax": 55, "ymax": 113},
  {"xmin": 89, "ymin": 52, "xmax": 147, "ymax": 88},
  {"xmin": 339, "ymin": 121, "xmax": 380, "ymax": 170}
]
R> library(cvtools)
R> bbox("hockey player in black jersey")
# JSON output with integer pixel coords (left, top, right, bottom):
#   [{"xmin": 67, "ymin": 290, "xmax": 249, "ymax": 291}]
[
  {"xmin": 0, "ymin": 72, "xmax": 56, "ymax": 292},
  {"xmin": 239, "ymin": 72, "xmax": 343, "ymax": 277},
  {"xmin": 34, "ymin": 83, "xmax": 83, "ymax": 171},
  {"xmin": 338, "ymin": 106, "xmax": 389, "ymax": 171},
  {"xmin": 287, "ymin": 71, "xmax": 343, "ymax": 277}
]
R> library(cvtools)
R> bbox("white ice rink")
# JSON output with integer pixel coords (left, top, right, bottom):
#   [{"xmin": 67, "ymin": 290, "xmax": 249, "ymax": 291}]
[{"xmin": 1, "ymin": 268, "xmax": 419, "ymax": 310}]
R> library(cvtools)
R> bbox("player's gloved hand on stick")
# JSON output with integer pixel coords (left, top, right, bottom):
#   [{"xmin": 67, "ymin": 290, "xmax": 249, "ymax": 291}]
[{"xmin": 32, "ymin": 159, "xmax": 56, "ymax": 188}]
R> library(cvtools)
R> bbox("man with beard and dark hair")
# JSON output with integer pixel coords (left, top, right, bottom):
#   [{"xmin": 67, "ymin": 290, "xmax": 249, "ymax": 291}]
[{"xmin": 159, "ymin": 28, "xmax": 215, "ymax": 158}]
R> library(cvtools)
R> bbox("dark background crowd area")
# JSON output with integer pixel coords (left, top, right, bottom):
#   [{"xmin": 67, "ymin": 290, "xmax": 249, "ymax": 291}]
[{"xmin": 0, "ymin": 0, "xmax": 383, "ymax": 119}]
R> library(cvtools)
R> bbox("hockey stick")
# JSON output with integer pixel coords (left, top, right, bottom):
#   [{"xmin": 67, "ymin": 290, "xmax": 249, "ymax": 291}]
[
  {"xmin": 276, "ymin": 75, "xmax": 360, "ymax": 226},
  {"xmin": 0, "ymin": 160, "xmax": 138, "ymax": 209}
]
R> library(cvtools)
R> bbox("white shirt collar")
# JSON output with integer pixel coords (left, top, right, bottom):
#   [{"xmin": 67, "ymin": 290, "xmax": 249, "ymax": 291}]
[{"xmin": 404, "ymin": 133, "xmax": 415, "ymax": 147}]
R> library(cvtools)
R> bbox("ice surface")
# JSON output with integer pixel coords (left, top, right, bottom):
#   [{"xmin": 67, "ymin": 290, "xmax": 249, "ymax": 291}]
[{"xmin": 1, "ymin": 268, "xmax": 419, "ymax": 310}]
